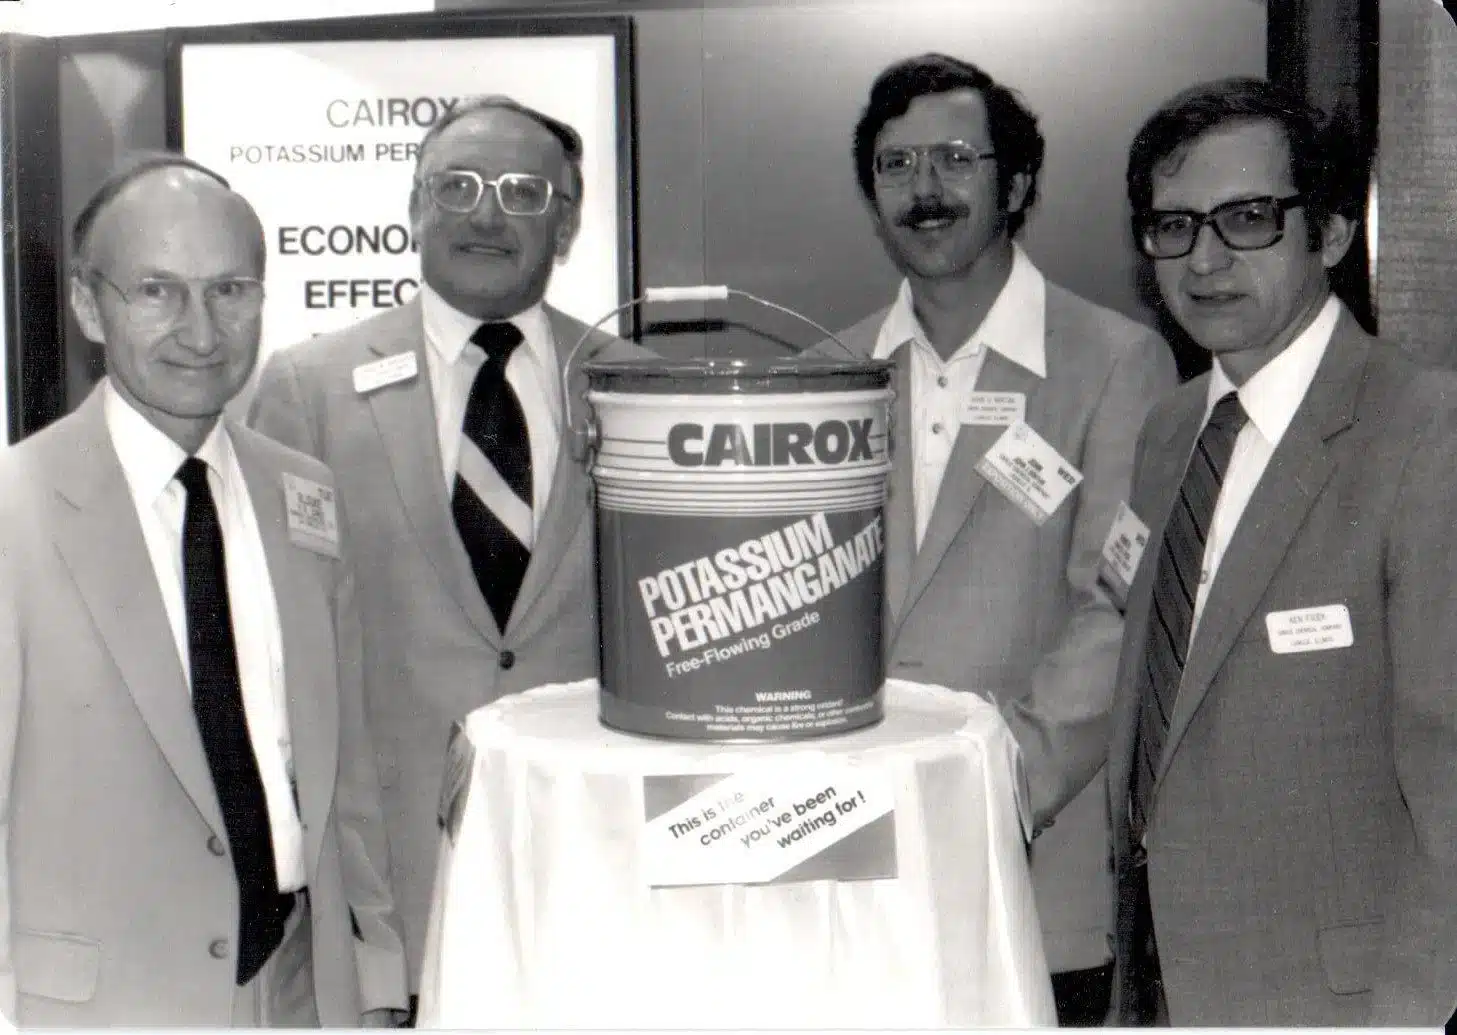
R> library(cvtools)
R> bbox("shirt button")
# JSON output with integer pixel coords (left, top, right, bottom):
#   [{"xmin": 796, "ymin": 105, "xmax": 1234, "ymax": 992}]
[
  {"xmin": 208, "ymin": 938, "xmax": 229, "ymax": 959},
  {"xmin": 937, "ymin": 375, "xmax": 949, "ymax": 388},
  {"xmin": 931, "ymin": 422, "xmax": 944, "ymax": 435},
  {"xmin": 207, "ymin": 835, "xmax": 226, "ymax": 857},
  {"xmin": 500, "ymin": 649, "xmax": 516, "ymax": 670}
]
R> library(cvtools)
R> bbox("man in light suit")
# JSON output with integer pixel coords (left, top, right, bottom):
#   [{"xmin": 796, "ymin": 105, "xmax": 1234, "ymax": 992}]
[
  {"xmin": 249, "ymin": 96, "xmax": 652, "ymax": 1002},
  {"xmin": 0, "ymin": 153, "xmax": 407, "ymax": 1026},
  {"xmin": 818, "ymin": 54, "xmax": 1177, "ymax": 1024},
  {"xmin": 1104, "ymin": 77, "xmax": 1457, "ymax": 1025}
]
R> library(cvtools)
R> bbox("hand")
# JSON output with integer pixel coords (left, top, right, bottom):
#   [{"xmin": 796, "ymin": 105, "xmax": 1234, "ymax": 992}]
[{"xmin": 361, "ymin": 1007, "xmax": 406, "ymax": 1027}]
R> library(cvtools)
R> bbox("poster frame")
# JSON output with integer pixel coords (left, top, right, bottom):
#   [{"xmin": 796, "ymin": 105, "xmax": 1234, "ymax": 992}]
[{"xmin": 161, "ymin": 11, "xmax": 641, "ymax": 340}]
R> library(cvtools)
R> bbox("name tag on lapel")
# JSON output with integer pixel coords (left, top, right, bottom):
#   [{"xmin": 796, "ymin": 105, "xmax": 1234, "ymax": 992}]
[
  {"xmin": 974, "ymin": 421, "xmax": 1084, "ymax": 526},
  {"xmin": 282, "ymin": 473, "xmax": 340, "ymax": 557},
  {"xmin": 1098, "ymin": 502, "xmax": 1151, "ymax": 607},
  {"xmin": 960, "ymin": 391, "xmax": 1025, "ymax": 427},
  {"xmin": 1265, "ymin": 605, "xmax": 1353, "ymax": 654},
  {"xmin": 352, "ymin": 352, "xmax": 418, "ymax": 394}
]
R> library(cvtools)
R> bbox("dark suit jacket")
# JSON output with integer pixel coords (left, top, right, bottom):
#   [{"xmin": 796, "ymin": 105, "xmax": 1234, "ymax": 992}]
[
  {"xmin": 1107, "ymin": 310, "xmax": 1457, "ymax": 1024},
  {"xmin": 249, "ymin": 298, "xmax": 653, "ymax": 983}
]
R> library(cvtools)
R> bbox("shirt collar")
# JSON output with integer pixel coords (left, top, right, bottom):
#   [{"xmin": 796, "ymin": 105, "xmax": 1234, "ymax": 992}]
[
  {"xmin": 1207, "ymin": 294, "xmax": 1342, "ymax": 444},
  {"xmin": 872, "ymin": 241, "xmax": 1047, "ymax": 378},
  {"xmin": 420, "ymin": 282, "xmax": 555, "ymax": 370},
  {"xmin": 103, "ymin": 377, "xmax": 231, "ymax": 504}
]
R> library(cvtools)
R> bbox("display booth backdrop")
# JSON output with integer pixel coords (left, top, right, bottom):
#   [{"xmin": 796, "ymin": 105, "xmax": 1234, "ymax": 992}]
[{"xmin": 167, "ymin": 17, "xmax": 634, "ymax": 390}]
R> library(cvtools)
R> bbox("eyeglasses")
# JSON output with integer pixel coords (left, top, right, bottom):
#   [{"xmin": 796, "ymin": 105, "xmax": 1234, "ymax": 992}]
[
  {"xmin": 90, "ymin": 271, "xmax": 265, "ymax": 328},
  {"xmin": 873, "ymin": 141, "xmax": 997, "ymax": 184},
  {"xmin": 1136, "ymin": 194, "xmax": 1307, "ymax": 259},
  {"xmin": 419, "ymin": 169, "xmax": 573, "ymax": 217}
]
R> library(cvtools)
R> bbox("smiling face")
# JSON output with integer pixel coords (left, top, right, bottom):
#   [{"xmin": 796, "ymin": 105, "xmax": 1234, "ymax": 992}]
[
  {"xmin": 870, "ymin": 88, "xmax": 1028, "ymax": 283},
  {"xmin": 1150, "ymin": 118, "xmax": 1352, "ymax": 382},
  {"xmin": 70, "ymin": 168, "xmax": 265, "ymax": 452},
  {"xmin": 411, "ymin": 107, "xmax": 579, "ymax": 320}
]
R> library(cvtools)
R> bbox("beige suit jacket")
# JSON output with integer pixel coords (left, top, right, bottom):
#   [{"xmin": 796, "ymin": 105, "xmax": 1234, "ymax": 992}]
[
  {"xmin": 249, "ymin": 299, "xmax": 653, "ymax": 984},
  {"xmin": 0, "ymin": 386, "xmax": 406, "ymax": 1026},
  {"xmin": 822, "ymin": 282, "xmax": 1175, "ymax": 971},
  {"xmin": 1107, "ymin": 312, "xmax": 1457, "ymax": 1024}
]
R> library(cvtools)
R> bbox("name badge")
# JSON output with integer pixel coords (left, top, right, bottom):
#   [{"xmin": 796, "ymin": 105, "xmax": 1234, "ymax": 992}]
[
  {"xmin": 961, "ymin": 391, "xmax": 1026, "ymax": 427},
  {"xmin": 974, "ymin": 421, "xmax": 1084, "ymax": 526},
  {"xmin": 352, "ymin": 352, "xmax": 418, "ymax": 394},
  {"xmin": 1098, "ymin": 502, "xmax": 1151, "ymax": 605},
  {"xmin": 1265, "ymin": 605, "xmax": 1353, "ymax": 654},
  {"xmin": 282, "ymin": 473, "xmax": 340, "ymax": 557}
]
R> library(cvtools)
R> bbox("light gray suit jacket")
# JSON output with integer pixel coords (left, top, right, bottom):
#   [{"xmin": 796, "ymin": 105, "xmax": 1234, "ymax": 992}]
[
  {"xmin": 0, "ymin": 386, "xmax": 406, "ymax": 1026},
  {"xmin": 824, "ymin": 281, "xmax": 1176, "ymax": 972},
  {"xmin": 249, "ymin": 298, "xmax": 652, "ymax": 985},
  {"xmin": 1107, "ymin": 312, "xmax": 1457, "ymax": 1024}
]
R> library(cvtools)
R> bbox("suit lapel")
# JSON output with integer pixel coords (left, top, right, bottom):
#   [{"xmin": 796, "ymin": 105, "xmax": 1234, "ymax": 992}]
[
  {"xmin": 363, "ymin": 303, "xmax": 500, "ymax": 645},
  {"xmin": 883, "ymin": 345, "xmax": 915, "ymax": 626},
  {"xmin": 50, "ymin": 391, "xmax": 227, "ymax": 840},
  {"xmin": 507, "ymin": 307, "xmax": 593, "ymax": 636},
  {"xmin": 231, "ymin": 424, "xmax": 336, "ymax": 873},
  {"xmin": 1158, "ymin": 319, "xmax": 1369, "ymax": 781},
  {"xmin": 899, "ymin": 348, "xmax": 1043, "ymax": 620}
]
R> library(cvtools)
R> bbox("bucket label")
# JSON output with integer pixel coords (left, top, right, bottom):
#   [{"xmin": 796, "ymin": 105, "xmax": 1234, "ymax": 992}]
[
  {"xmin": 666, "ymin": 419, "xmax": 874, "ymax": 468},
  {"xmin": 598, "ymin": 506, "xmax": 885, "ymax": 740}
]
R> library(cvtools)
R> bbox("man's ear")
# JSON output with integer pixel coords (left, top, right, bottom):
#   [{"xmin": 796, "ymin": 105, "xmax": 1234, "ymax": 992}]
[
  {"xmin": 1319, "ymin": 211, "xmax": 1356, "ymax": 270},
  {"xmin": 69, "ymin": 271, "xmax": 106, "ymax": 345},
  {"xmin": 1005, "ymin": 171, "xmax": 1032, "ymax": 216},
  {"xmin": 553, "ymin": 201, "xmax": 581, "ymax": 263}
]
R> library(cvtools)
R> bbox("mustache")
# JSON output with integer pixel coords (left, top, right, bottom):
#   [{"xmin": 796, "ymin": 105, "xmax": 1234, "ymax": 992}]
[{"xmin": 896, "ymin": 201, "xmax": 968, "ymax": 227}]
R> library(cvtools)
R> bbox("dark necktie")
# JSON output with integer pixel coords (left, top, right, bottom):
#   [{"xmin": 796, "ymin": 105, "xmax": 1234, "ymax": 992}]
[
  {"xmin": 1129, "ymin": 391, "xmax": 1248, "ymax": 844},
  {"xmin": 176, "ymin": 457, "xmax": 293, "ymax": 986},
  {"xmin": 452, "ymin": 321, "xmax": 533, "ymax": 631}
]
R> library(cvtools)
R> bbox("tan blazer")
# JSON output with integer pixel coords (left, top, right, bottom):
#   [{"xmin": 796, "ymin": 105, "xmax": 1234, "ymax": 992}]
[
  {"xmin": 249, "ymin": 298, "xmax": 653, "ymax": 985},
  {"xmin": 0, "ymin": 387, "xmax": 405, "ymax": 1026},
  {"xmin": 823, "ymin": 282, "xmax": 1176, "ymax": 972},
  {"xmin": 1106, "ymin": 312, "xmax": 1457, "ymax": 1024}
]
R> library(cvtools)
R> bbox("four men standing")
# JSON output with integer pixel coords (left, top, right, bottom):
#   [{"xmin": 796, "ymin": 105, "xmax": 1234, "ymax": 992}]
[{"xmin": 1, "ymin": 57, "xmax": 1452, "ymax": 1032}]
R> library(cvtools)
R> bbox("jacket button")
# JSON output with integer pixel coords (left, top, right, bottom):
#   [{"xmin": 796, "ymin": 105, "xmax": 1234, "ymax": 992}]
[
  {"xmin": 208, "ymin": 938, "xmax": 229, "ymax": 959},
  {"xmin": 499, "ymin": 649, "xmax": 515, "ymax": 670},
  {"xmin": 207, "ymin": 836, "xmax": 226, "ymax": 857}
]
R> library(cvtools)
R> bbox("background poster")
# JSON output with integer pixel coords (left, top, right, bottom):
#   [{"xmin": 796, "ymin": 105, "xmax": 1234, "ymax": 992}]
[{"xmin": 174, "ymin": 30, "xmax": 630, "ymax": 387}]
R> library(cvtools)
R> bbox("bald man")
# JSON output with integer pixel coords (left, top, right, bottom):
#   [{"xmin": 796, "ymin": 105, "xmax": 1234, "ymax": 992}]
[{"xmin": 0, "ymin": 153, "xmax": 407, "ymax": 1026}]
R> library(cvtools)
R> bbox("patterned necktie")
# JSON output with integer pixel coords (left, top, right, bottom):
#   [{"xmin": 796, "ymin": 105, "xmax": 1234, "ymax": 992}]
[
  {"xmin": 176, "ymin": 457, "xmax": 293, "ymax": 986},
  {"xmin": 452, "ymin": 321, "xmax": 533, "ymax": 631},
  {"xmin": 1129, "ymin": 391, "xmax": 1248, "ymax": 844}
]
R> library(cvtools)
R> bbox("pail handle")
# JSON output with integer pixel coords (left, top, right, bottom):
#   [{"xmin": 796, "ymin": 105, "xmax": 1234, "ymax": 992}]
[{"xmin": 564, "ymin": 286, "xmax": 857, "ymax": 463}]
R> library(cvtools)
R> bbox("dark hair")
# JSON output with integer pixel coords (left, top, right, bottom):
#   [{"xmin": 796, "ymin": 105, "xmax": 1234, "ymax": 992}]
[
  {"xmin": 1126, "ymin": 76, "xmax": 1365, "ymax": 250},
  {"xmin": 414, "ymin": 94, "xmax": 584, "ymax": 201},
  {"xmin": 853, "ymin": 53, "xmax": 1045, "ymax": 237},
  {"xmin": 70, "ymin": 151, "xmax": 237, "ymax": 265}
]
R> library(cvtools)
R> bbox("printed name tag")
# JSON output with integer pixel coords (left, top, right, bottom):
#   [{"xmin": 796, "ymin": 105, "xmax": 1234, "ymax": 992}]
[
  {"xmin": 1098, "ymin": 502, "xmax": 1151, "ymax": 605},
  {"xmin": 352, "ymin": 351, "xmax": 418, "ymax": 394},
  {"xmin": 282, "ymin": 472, "xmax": 340, "ymax": 556},
  {"xmin": 1265, "ymin": 605, "xmax": 1353, "ymax": 654},
  {"xmin": 974, "ymin": 421, "xmax": 1084, "ymax": 526},
  {"xmin": 961, "ymin": 391, "xmax": 1026, "ymax": 427}
]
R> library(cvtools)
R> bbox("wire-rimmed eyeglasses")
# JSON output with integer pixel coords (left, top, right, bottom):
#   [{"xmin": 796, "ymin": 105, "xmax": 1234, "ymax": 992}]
[
  {"xmin": 418, "ymin": 169, "xmax": 574, "ymax": 217},
  {"xmin": 88, "ymin": 271, "xmax": 265, "ymax": 328},
  {"xmin": 873, "ymin": 141, "xmax": 998, "ymax": 184}
]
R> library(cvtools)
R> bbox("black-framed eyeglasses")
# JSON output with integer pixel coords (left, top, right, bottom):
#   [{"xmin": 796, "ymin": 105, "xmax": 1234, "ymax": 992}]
[
  {"xmin": 419, "ymin": 169, "xmax": 573, "ymax": 217},
  {"xmin": 1136, "ymin": 194, "xmax": 1307, "ymax": 259},
  {"xmin": 873, "ymin": 141, "xmax": 997, "ymax": 184},
  {"xmin": 89, "ymin": 271, "xmax": 265, "ymax": 328}
]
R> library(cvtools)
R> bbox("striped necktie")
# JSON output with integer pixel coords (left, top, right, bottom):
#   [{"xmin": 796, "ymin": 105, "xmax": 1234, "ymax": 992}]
[
  {"xmin": 452, "ymin": 321, "xmax": 533, "ymax": 631},
  {"xmin": 1129, "ymin": 391, "xmax": 1247, "ymax": 844}
]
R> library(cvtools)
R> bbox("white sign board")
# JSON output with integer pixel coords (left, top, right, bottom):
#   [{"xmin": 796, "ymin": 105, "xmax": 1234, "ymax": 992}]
[{"xmin": 174, "ymin": 29, "xmax": 631, "ymax": 374}]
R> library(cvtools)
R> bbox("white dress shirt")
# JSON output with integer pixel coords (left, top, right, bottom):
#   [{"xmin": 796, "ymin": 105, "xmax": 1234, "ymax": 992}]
[
  {"xmin": 874, "ymin": 243, "xmax": 1048, "ymax": 546},
  {"xmin": 421, "ymin": 284, "xmax": 563, "ymax": 530},
  {"xmin": 1190, "ymin": 294, "xmax": 1341, "ymax": 638},
  {"xmin": 104, "ymin": 380, "xmax": 306, "ymax": 890}
]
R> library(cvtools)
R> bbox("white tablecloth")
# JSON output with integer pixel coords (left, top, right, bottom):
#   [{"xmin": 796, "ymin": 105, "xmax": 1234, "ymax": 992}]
[{"xmin": 417, "ymin": 678, "xmax": 1056, "ymax": 1028}]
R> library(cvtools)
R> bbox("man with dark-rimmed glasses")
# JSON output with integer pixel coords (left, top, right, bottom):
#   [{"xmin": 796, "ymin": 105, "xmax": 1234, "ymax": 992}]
[
  {"xmin": 1106, "ymin": 76, "xmax": 1457, "ymax": 1025},
  {"xmin": 814, "ymin": 53, "xmax": 1177, "ymax": 1025},
  {"xmin": 249, "ymin": 96, "xmax": 651, "ymax": 1011},
  {"xmin": 0, "ymin": 151, "xmax": 407, "ymax": 1025}
]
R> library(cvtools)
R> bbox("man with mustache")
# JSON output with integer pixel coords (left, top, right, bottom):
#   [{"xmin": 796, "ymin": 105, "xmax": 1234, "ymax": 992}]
[
  {"xmin": 250, "ymin": 96, "xmax": 652, "ymax": 1016},
  {"xmin": 820, "ymin": 54, "xmax": 1176, "ymax": 1024}
]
